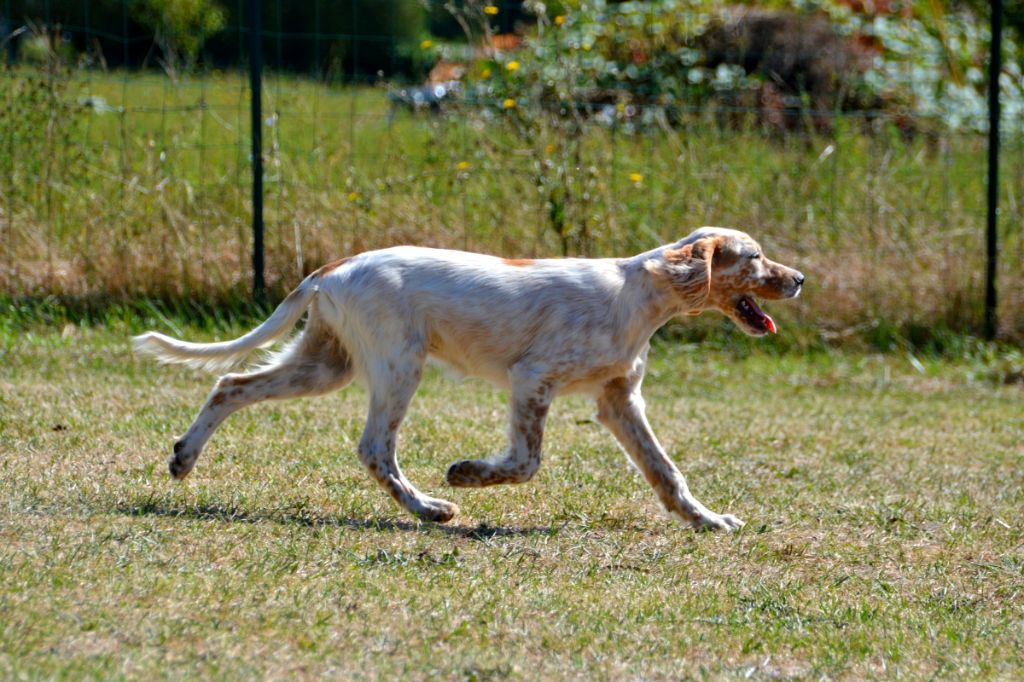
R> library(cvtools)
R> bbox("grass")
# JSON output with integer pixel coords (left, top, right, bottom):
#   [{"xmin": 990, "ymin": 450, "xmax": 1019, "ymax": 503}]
[
  {"xmin": 2, "ymin": 67, "xmax": 1024, "ymax": 341},
  {"xmin": 2, "ymin": 316, "xmax": 1022, "ymax": 678}
]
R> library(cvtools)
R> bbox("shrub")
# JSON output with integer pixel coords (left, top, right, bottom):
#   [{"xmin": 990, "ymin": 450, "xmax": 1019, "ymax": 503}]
[
  {"xmin": 448, "ymin": 0, "xmax": 1023, "ymax": 133},
  {"xmin": 130, "ymin": 0, "xmax": 226, "ymax": 75}
]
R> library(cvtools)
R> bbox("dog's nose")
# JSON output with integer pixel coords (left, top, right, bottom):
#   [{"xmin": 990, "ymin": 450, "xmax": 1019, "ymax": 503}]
[{"xmin": 793, "ymin": 272, "xmax": 805, "ymax": 287}]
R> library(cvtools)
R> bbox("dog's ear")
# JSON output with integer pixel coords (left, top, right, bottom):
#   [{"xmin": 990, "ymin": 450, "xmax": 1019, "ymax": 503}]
[{"xmin": 656, "ymin": 236, "xmax": 720, "ymax": 313}]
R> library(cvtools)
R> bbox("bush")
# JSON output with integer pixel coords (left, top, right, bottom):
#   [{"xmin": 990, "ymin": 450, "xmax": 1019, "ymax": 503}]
[
  {"xmin": 445, "ymin": 0, "xmax": 1023, "ymax": 133},
  {"xmin": 130, "ymin": 0, "xmax": 226, "ymax": 75}
]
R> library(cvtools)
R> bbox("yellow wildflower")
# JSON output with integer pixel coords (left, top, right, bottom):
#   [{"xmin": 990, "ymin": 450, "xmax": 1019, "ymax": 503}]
[
  {"xmin": 456, "ymin": 161, "xmax": 471, "ymax": 171},
  {"xmin": 420, "ymin": 39, "xmax": 433, "ymax": 49},
  {"xmin": 544, "ymin": 143, "xmax": 555, "ymax": 155},
  {"xmin": 503, "ymin": 98, "xmax": 516, "ymax": 109},
  {"xmin": 629, "ymin": 172, "xmax": 643, "ymax": 184},
  {"xmin": 484, "ymin": 5, "xmax": 499, "ymax": 15},
  {"xmin": 506, "ymin": 60, "xmax": 520, "ymax": 72},
  {"xmin": 554, "ymin": 15, "xmax": 565, "ymax": 26},
  {"xmin": 481, "ymin": 68, "xmax": 492, "ymax": 79},
  {"xmin": 348, "ymin": 191, "xmax": 360, "ymax": 202}
]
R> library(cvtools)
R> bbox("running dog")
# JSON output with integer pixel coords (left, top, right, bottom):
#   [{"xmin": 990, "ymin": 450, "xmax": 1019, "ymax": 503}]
[{"xmin": 134, "ymin": 227, "xmax": 804, "ymax": 531}]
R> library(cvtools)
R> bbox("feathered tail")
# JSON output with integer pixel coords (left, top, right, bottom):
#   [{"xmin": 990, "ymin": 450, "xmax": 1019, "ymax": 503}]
[{"xmin": 133, "ymin": 271, "xmax": 322, "ymax": 372}]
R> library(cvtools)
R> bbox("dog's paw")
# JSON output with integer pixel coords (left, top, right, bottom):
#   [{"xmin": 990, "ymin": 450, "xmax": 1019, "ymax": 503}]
[
  {"xmin": 692, "ymin": 512, "xmax": 745, "ymax": 532},
  {"xmin": 415, "ymin": 497, "xmax": 459, "ymax": 523},
  {"xmin": 168, "ymin": 440, "xmax": 197, "ymax": 480},
  {"xmin": 445, "ymin": 459, "xmax": 485, "ymax": 488}
]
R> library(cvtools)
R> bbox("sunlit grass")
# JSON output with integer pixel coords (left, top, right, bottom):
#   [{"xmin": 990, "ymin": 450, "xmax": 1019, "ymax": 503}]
[{"xmin": 1, "ymin": 323, "xmax": 1022, "ymax": 678}]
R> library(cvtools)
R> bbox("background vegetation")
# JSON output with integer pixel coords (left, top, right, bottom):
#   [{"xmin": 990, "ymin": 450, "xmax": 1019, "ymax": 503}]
[
  {"xmin": 2, "ymin": 70, "xmax": 1022, "ymax": 345},
  {"xmin": 2, "ymin": 1, "xmax": 1023, "ymax": 343},
  {"xmin": 5, "ymin": 0, "xmax": 428, "ymax": 76}
]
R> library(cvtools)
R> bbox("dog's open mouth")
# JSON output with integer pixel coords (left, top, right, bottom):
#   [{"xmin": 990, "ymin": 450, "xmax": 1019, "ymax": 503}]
[{"xmin": 736, "ymin": 295, "xmax": 777, "ymax": 335}]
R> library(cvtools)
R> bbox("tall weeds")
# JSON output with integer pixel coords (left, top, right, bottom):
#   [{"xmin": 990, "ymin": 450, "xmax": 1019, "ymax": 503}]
[{"xmin": 0, "ymin": 70, "xmax": 1021, "ymax": 342}]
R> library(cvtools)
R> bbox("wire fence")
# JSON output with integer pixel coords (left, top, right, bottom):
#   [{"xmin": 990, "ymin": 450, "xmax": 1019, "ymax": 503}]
[{"xmin": 2, "ymin": 1, "xmax": 1023, "ymax": 340}]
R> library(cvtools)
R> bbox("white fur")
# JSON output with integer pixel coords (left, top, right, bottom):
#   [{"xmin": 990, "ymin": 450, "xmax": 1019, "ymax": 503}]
[{"xmin": 133, "ymin": 271, "xmax": 321, "ymax": 372}]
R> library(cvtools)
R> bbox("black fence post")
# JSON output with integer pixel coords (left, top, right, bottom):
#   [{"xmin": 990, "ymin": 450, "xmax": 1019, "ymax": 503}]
[
  {"xmin": 3, "ymin": 3, "xmax": 18, "ymax": 65},
  {"xmin": 985, "ymin": 0, "xmax": 1002, "ymax": 340},
  {"xmin": 249, "ymin": 0, "xmax": 265, "ymax": 302}
]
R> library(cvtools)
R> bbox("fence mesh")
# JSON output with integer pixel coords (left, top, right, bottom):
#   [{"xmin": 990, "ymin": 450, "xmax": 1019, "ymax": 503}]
[{"xmin": 1, "ymin": 0, "xmax": 1023, "ymax": 339}]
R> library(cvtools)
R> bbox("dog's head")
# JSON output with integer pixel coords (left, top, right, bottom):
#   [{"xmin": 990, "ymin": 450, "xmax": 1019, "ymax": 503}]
[{"xmin": 652, "ymin": 227, "xmax": 804, "ymax": 336}]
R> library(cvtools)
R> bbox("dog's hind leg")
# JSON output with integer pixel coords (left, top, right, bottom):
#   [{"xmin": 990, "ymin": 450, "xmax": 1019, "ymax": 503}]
[
  {"xmin": 358, "ymin": 353, "xmax": 459, "ymax": 523},
  {"xmin": 446, "ymin": 368, "xmax": 554, "ymax": 487},
  {"xmin": 168, "ymin": 326, "xmax": 353, "ymax": 480}
]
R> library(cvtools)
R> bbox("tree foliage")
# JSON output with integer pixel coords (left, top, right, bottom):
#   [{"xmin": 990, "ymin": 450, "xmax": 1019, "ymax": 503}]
[
  {"xmin": 5, "ymin": 0, "xmax": 427, "ymax": 77},
  {"xmin": 131, "ymin": 0, "xmax": 226, "ymax": 74}
]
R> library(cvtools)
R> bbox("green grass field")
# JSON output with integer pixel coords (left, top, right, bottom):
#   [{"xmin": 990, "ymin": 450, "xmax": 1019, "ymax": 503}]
[{"xmin": 2, "ymin": 317, "xmax": 1022, "ymax": 678}]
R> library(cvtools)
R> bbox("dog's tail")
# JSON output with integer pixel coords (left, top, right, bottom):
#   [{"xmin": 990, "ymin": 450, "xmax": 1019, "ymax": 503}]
[{"xmin": 133, "ymin": 270, "xmax": 323, "ymax": 372}]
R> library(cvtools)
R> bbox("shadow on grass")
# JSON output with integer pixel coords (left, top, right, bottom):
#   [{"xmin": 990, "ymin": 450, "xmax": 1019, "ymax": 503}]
[{"xmin": 113, "ymin": 497, "xmax": 563, "ymax": 541}]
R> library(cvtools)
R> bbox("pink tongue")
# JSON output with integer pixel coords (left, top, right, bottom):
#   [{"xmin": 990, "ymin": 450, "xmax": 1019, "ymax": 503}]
[{"xmin": 746, "ymin": 297, "xmax": 778, "ymax": 334}]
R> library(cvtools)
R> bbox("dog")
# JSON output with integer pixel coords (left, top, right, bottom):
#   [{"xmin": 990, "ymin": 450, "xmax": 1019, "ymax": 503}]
[{"xmin": 134, "ymin": 227, "xmax": 803, "ymax": 531}]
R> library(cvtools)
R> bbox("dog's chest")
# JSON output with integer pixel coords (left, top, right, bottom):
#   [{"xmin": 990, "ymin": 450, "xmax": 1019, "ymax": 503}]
[{"xmin": 556, "ymin": 361, "xmax": 635, "ymax": 394}]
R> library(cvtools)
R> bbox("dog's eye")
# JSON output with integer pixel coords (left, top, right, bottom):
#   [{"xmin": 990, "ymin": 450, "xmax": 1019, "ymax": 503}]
[{"xmin": 747, "ymin": 253, "xmax": 761, "ymax": 260}]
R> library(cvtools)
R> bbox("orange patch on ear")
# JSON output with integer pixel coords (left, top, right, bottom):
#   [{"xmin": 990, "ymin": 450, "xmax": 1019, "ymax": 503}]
[
  {"xmin": 692, "ymin": 237, "xmax": 719, "ymax": 262},
  {"xmin": 661, "ymin": 236, "xmax": 723, "ymax": 311},
  {"xmin": 503, "ymin": 258, "xmax": 534, "ymax": 267},
  {"xmin": 664, "ymin": 244, "xmax": 695, "ymax": 265},
  {"xmin": 665, "ymin": 236, "xmax": 721, "ymax": 265},
  {"xmin": 692, "ymin": 236, "xmax": 724, "ymax": 263}
]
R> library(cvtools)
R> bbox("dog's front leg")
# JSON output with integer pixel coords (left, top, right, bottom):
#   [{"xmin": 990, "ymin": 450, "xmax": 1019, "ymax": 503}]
[
  {"xmin": 596, "ymin": 378, "xmax": 744, "ymax": 532},
  {"xmin": 446, "ymin": 369, "xmax": 553, "ymax": 487}
]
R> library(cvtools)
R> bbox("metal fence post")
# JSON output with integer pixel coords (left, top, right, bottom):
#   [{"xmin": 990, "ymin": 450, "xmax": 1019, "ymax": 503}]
[
  {"xmin": 985, "ymin": 0, "xmax": 1002, "ymax": 340},
  {"xmin": 3, "ymin": 2, "xmax": 18, "ymax": 65},
  {"xmin": 249, "ymin": 0, "xmax": 265, "ymax": 302}
]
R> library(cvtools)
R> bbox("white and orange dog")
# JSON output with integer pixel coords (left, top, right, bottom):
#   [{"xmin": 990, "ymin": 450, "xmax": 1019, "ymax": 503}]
[{"xmin": 135, "ymin": 227, "xmax": 803, "ymax": 531}]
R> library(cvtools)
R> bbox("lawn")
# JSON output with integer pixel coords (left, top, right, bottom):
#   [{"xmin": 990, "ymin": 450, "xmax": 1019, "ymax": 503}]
[{"xmin": 1, "ymin": 318, "xmax": 1021, "ymax": 678}]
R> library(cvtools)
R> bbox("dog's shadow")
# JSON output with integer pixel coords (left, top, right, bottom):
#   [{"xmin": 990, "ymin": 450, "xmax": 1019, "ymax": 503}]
[{"xmin": 114, "ymin": 498, "xmax": 562, "ymax": 540}]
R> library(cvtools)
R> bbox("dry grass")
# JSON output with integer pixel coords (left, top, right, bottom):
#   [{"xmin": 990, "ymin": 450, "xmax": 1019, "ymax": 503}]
[
  {"xmin": 1, "ymin": 321, "xmax": 1022, "ymax": 678},
  {"xmin": 1, "ymin": 69, "xmax": 1023, "ymax": 340}
]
